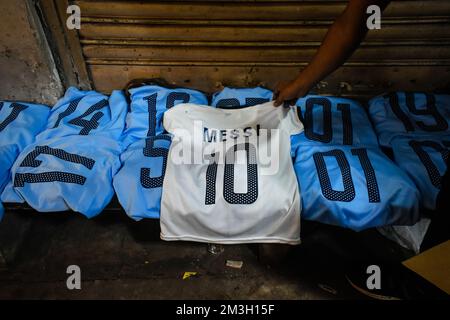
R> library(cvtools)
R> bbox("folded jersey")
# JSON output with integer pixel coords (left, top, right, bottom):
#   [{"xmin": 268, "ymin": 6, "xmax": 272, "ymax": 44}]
[
  {"xmin": 0, "ymin": 100, "xmax": 50, "ymax": 150},
  {"xmin": 122, "ymin": 85, "xmax": 208, "ymax": 147},
  {"xmin": 391, "ymin": 135, "xmax": 450, "ymax": 210},
  {"xmin": 292, "ymin": 95, "xmax": 379, "ymax": 148},
  {"xmin": 368, "ymin": 92, "xmax": 450, "ymax": 147},
  {"xmin": 113, "ymin": 134, "xmax": 171, "ymax": 220},
  {"xmin": 294, "ymin": 144, "xmax": 420, "ymax": 231},
  {"xmin": 8, "ymin": 135, "xmax": 122, "ymax": 218},
  {"xmin": 36, "ymin": 87, "xmax": 127, "ymax": 142},
  {"xmin": 160, "ymin": 101, "xmax": 304, "ymax": 244},
  {"xmin": 1, "ymin": 100, "xmax": 51, "ymax": 215},
  {"xmin": 0, "ymin": 144, "xmax": 19, "ymax": 220}
]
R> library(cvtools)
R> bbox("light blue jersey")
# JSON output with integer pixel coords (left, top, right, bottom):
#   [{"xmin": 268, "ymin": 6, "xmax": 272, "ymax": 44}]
[
  {"xmin": 294, "ymin": 145, "xmax": 420, "ymax": 231},
  {"xmin": 368, "ymin": 92, "xmax": 450, "ymax": 146},
  {"xmin": 8, "ymin": 135, "xmax": 122, "ymax": 218},
  {"xmin": 1, "ymin": 100, "xmax": 50, "ymax": 216},
  {"xmin": 36, "ymin": 87, "xmax": 127, "ymax": 142},
  {"xmin": 211, "ymin": 87, "xmax": 273, "ymax": 108},
  {"xmin": 1, "ymin": 89, "xmax": 127, "ymax": 211},
  {"xmin": 123, "ymin": 85, "xmax": 208, "ymax": 147},
  {"xmin": 0, "ymin": 100, "xmax": 50, "ymax": 150},
  {"xmin": 0, "ymin": 145, "xmax": 19, "ymax": 220},
  {"xmin": 292, "ymin": 95, "xmax": 379, "ymax": 148},
  {"xmin": 113, "ymin": 134, "xmax": 171, "ymax": 220},
  {"xmin": 391, "ymin": 136, "xmax": 449, "ymax": 210}
]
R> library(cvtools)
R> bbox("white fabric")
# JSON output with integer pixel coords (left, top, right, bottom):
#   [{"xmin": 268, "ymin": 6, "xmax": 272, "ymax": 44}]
[
  {"xmin": 377, "ymin": 218, "xmax": 431, "ymax": 254},
  {"xmin": 160, "ymin": 101, "xmax": 304, "ymax": 244}
]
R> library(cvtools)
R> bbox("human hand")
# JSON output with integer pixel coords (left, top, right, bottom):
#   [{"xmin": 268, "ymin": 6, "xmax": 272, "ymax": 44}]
[{"xmin": 273, "ymin": 79, "xmax": 309, "ymax": 107}]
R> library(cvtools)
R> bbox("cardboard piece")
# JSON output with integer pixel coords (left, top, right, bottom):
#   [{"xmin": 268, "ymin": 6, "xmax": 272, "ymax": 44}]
[{"xmin": 402, "ymin": 240, "xmax": 450, "ymax": 295}]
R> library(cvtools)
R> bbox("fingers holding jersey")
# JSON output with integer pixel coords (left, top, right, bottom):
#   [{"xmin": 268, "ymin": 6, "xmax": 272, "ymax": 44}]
[
  {"xmin": 273, "ymin": 80, "xmax": 308, "ymax": 107},
  {"xmin": 273, "ymin": 80, "xmax": 289, "ymax": 106}
]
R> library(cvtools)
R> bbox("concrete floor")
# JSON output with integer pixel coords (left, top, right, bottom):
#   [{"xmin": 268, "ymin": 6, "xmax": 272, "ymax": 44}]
[{"xmin": 0, "ymin": 206, "xmax": 413, "ymax": 300}]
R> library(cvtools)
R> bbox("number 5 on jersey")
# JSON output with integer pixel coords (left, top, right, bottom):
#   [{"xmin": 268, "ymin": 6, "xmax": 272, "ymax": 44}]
[{"xmin": 140, "ymin": 134, "xmax": 172, "ymax": 189}]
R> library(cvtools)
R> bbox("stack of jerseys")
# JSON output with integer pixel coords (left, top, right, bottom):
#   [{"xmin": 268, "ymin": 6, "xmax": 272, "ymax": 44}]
[
  {"xmin": 114, "ymin": 85, "xmax": 304, "ymax": 244},
  {"xmin": 368, "ymin": 92, "xmax": 450, "ymax": 210},
  {"xmin": 113, "ymin": 86, "xmax": 270, "ymax": 221},
  {"xmin": 291, "ymin": 95, "xmax": 420, "ymax": 231},
  {"xmin": 0, "ymin": 101, "xmax": 51, "ymax": 220},
  {"xmin": 115, "ymin": 86, "xmax": 421, "ymax": 238},
  {"xmin": 113, "ymin": 84, "xmax": 208, "ymax": 219},
  {"xmin": 1, "ymin": 85, "xmax": 426, "ymax": 244},
  {"xmin": 1, "ymin": 87, "xmax": 127, "ymax": 218},
  {"xmin": 160, "ymin": 102, "xmax": 303, "ymax": 244},
  {"xmin": 212, "ymin": 88, "xmax": 420, "ymax": 232}
]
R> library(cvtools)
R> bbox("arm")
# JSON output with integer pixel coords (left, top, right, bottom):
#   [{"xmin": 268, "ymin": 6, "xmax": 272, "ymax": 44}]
[{"xmin": 274, "ymin": 0, "xmax": 391, "ymax": 106}]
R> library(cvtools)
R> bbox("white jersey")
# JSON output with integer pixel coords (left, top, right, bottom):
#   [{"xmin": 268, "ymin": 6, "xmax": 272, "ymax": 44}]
[{"xmin": 160, "ymin": 101, "xmax": 304, "ymax": 244}]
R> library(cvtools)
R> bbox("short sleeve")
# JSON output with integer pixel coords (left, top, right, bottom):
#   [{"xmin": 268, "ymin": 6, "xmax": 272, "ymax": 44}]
[{"xmin": 281, "ymin": 104, "xmax": 304, "ymax": 135}]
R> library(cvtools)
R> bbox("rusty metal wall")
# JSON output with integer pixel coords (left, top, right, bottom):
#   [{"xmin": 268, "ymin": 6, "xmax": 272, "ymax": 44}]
[
  {"xmin": 70, "ymin": 0, "xmax": 450, "ymax": 97},
  {"xmin": 0, "ymin": 0, "xmax": 63, "ymax": 105}
]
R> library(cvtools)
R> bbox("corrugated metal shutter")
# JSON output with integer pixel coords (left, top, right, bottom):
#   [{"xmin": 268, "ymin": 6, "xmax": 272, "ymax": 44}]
[{"xmin": 44, "ymin": 0, "xmax": 450, "ymax": 97}]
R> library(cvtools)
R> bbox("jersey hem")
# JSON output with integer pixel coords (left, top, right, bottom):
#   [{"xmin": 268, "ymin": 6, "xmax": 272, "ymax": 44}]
[{"xmin": 160, "ymin": 233, "xmax": 301, "ymax": 245}]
